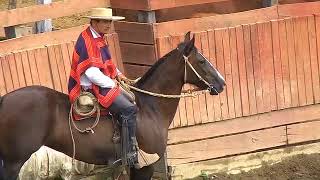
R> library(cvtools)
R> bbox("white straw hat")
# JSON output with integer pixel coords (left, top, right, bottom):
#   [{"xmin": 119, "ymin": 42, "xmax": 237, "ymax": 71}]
[{"xmin": 84, "ymin": 8, "xmax": 125, "ymax": 21}]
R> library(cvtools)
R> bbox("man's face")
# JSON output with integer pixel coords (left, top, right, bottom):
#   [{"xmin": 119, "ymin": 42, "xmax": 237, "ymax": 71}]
[{"xmin": 94, "ymin": 19, "xmax": 113, "ymax": 34}]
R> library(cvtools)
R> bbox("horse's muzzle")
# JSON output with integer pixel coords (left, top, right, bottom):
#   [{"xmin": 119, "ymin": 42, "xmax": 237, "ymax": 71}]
[{"xmin": 208, "ymin": 85, "xmax": 219, "ymax": 95}]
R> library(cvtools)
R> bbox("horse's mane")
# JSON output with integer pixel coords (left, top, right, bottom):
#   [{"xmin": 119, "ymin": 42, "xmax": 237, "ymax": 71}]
[{"xmin": 136, "ymin": 49, "xmax": 178, "ymax": 87}]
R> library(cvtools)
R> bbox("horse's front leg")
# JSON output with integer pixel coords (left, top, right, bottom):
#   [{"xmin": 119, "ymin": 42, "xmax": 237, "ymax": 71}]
[{"xmin": 130, "ymin": 165, "xmax": 154, "ymax": 180}]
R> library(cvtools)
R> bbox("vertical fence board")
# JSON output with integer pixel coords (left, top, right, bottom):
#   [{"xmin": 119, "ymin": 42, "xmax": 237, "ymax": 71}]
[
  {"xmin": 35, "ymin": 48, "xmax": 53, "ymax": 88},
  {"xmin": 47, "ymin": 45, "xmax": 62, "ymax": 92},
  {"xmin": 222, "ymin": 28, "xmax": 235, "ymax": 119},
  {"xmin": 308, "ymin": 15, "xmax": 320, "ymax": 104},
  {"xmin": 2, "ymin": 56, "xmax": 14, "ymax": 93},
  {"xmin": 200, "ymin": 31, "xmax": 214, "ymax": 123},
  {"xmin": 235, "ymin": 26, "xmax": 250, "ymax": 116},
  {"xmin": 208, "ymin": 30, "xmax": 221, "ymax": 121},
  {"xmin": 271, "ymin": 20, "xmax": 285, "ymax": 110},
  {"xmin": 21, "ymin": 51, "xmax": 33, "ymax": 86},
  {"xmin": 7, "ymin": 54, "xmax": 20, "ymax": 90},
  {"xmin": 54, "ymin": 45, "xmax": 68, "ymax": 94},
  {"xmin": 251, "ymin": 23, "xmax": 264, "ymax": 113},
  {"xmin": 285, "ymin": 18, "xmax": 299, "ymax": 107},
  {"xmin": 301, "ymin": 16, "xmax": 314, "ymax": 105},
  {"xmin": 243, "ymin": 24, "xmax": 257, "ymax": 115},
  {"xmin": 0, "ymin": 57, "xmax": 7, "ymax": 95},
  {"xmin": 315, "ymin": 15, "xmax": 320, "ymax": 103},
  {"xmin": 259, "ymin": 22, "xmax": 276, "ymax": 111},
  {"xmin": 27, "ymin": 50, "xmax": 40, "ymax": 85},
  {"xmin": 14, "ymin": 52, "xmax": 26, "ymax": 87},
  {"xmin": 215, "ymin": 28, "xmax": 229, "ymax": 120},
  {"xmin": 229, "ymin": 27, "xmax": 242, "ymax": 118}
]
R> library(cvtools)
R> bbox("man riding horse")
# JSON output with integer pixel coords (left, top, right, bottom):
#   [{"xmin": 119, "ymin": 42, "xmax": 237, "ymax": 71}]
[{"xmin": 67, "ymin": 8, "xmax": 139, "ymax": 168}]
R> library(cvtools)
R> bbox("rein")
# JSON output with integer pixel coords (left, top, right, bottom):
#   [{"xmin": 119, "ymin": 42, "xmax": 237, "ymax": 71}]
[{"xmin": 120, "ymin": 51, "xmax": 210, "ymax": 99}]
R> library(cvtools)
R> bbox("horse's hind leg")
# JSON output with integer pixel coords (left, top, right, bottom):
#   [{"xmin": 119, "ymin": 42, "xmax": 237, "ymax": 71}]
[
  {"xmin": 130, "ymin": 165, "xmax": 154, "ymax": 180},
  {"xmin": 1, "ymin": 160, "xmax": 23, "ymax": 180}
]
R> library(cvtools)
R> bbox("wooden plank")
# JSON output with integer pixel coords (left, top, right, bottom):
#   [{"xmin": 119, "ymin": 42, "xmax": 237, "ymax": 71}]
[
  {"xmin": 235, "ymin": 26, "xmax": 250, "ymax": 117},
  {"xmin": 250, "ymin": 23, "xmax": 264, "ymax": 114},
  {"xmin": 34, "ymin": 48, "xmax": 53, "ymax": 89},
  {"xmin": 115, "ymin": 22, "xmax": 155, "ymax": 44},
  {"xmin": 222, "ymin": 28, "xmax": 235, "ymax": 119},
  {"xmin": 112, "ymin": 33, "xmax": 125, "ymax": 73},
  {"xmin": 191, "ymin": 33, "xmax": 203, "ymax": 125},
  {"xmin": 54, "ymin": 45, "xmax": 68, "ymax": 93},
  {"xmin": 0, "ymin": 57, "xmax": 7, "ymax": 95},
  {"xmin": 293, "ymin": 17, "xmax": 308, "ymax": 106},
  {"xmin": 168, "ymin": 103, "xmax": 320, "ymax": 145},
  {"xmin": 154, "ymin": 6, "xmax": 278, "ymax": 38},
  {"xmin": 60, "ymin": 43, "xmax": 71, "ymax": 79},
  {"xmin": 207, "ymin": 30, "xmax": 221, "ymax": 121},
  {"xmin": 20, "ymin": 51, "xmax": 33, "ymax": 86},
  {"xmin": 0, "ymin": 25, "xmax": 86, "ymax": 55},
  {"xmin": 308, "ymin": 16, "xmax": 320, "ymax": 104},
  {"xmin": 287, "ymin": 121, "xmax": 320, "ymax": 144},
  {"xmin": 278, "ymin": 1, "xmax": 320, "ymax": 18},
  {"xmin": 67, "ymin": 42, "xmax": 75, "ymax": 65},
  {"xmin": 7, "ymin": 54, "xmax": 20, "ymax": 90},
  {"xmin": 243, "ymin": 24, "xmax": 257, "ymax": 115},
  {"xmin": 301, "ymin": 16, "xmax": 314, "ymax": 105},
  {"xmin": 315, "ymin": 15, "xmax": 320, "ymax": 103},
  {"xmin": 2, "ymin": 56, "xmax": 14, "ymax": 93},
  {"xmin": 228, "ymin": 27, "xmax": 242, "ymax": 118},
  {"xmin": 27, "ymin": 50, "xmax": 40, "ymax": 85},
  {"xmin": 47, "ymin": 45, "xmax": 62, "ymax": 92},
  {"xmin": 258, "ymin": 22, "xmax": 276, "ymax": 111},
  {"xmin": 170, "ymin": 35, "xmax": 182, "ymax": 127},
  {"xmin": 285, "ymin": 18, "xmax": 299, "ymax": 107},
  {"xmin": 123, "ymin": 64, "xmax": 150, "ymax": 79},
  {"xmin": 111, "ymin": 0, "xmax": 225, "ymax": 10},
  {"xmin": 156, "ymin": 36, "xmax": 172, "ymax": 59},
  {"xmin": 111, "ymin": 0, "xmax": 149, "ymax": 11},
  {"xmin": 271, "ymin": 20, "xmax": 285, "ymax": 110},
  {"xmin": 214, "ymin": 28, "xmax": 229, "ymax": 120},
  {"xmin": 167, "ymin": 126, "xmax": 286, "ymax": 165},
  {"xmin": 0, "ymin": 0, "xmax": 109, "ymax": 27},
  {"xmin": 200, "ymin": 31, "xmax": 215, "ymax": 123},
  {"xmin": 13, "ymin": 52, "xmax": 26, "ymax": 88},
  {"xmin": 120, "ymin": 42, "xmax": 156, "ymax": 65}
]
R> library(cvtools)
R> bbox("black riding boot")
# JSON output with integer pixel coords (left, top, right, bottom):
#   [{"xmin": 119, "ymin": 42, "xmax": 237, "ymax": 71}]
[{"xmin": 122, "ymin": 106, "xmax": 139, "ymax": 168}]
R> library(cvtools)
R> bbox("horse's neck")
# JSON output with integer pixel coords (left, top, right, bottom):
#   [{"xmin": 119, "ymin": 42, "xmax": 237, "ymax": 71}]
[{"xmin": 136, "ymin": 53, "xmax": 184, "ymax": 128}]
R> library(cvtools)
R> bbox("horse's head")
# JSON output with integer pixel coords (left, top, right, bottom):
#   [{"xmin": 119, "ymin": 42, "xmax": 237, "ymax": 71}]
[{"xmin": 177, "ymin": 32, "xmax": 226, "ymax": 95}]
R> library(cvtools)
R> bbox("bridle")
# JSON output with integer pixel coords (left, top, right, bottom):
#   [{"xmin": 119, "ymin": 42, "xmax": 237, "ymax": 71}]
[{"xmin": 119, "ymin": 48, "xmax": 218, "ymax": 98}]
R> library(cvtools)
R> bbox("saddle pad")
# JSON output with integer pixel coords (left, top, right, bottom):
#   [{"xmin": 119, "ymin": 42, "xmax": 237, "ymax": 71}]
[{"xmin": 137, "ymin": 149, "xmax": 160, "ymax": 168}]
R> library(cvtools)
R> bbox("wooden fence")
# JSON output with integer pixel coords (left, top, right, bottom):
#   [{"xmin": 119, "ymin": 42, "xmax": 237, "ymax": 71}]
[{"xmin": 165, "ymin": 14, "xmax": 320, "ymax": 165}]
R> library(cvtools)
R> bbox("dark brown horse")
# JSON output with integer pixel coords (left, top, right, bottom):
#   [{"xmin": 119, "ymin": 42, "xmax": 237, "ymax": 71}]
[{"xmin": 0, "ymin": 32, "xmax": 225, "ymax": 180}]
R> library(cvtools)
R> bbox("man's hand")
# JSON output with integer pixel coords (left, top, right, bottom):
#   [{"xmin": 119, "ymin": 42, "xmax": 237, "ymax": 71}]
[{"xmin": 116, "ymin": 74, "xmax": 139, "ymax": 85}]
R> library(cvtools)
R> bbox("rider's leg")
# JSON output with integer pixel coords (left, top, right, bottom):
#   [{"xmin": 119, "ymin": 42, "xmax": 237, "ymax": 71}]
[{"xmin": 108, "ymin": 91, "xmax": 139, "ymax": 167}]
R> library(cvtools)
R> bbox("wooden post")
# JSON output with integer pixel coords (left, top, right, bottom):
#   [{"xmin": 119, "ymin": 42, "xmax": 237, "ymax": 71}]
[
  {"xmin": 4, "ymin": 0, "xmax": 18, "ymax": 38},
  {"xmin": 262, "ymin": 0, "xmax": 278, "ymax": 7},
  {"xmin": 35, "ymin": 0, "xmax": 53, "ymax": 33},
  {"xmin": 137, "ymin": 11, "xmax": 156, "ymax": 23}
]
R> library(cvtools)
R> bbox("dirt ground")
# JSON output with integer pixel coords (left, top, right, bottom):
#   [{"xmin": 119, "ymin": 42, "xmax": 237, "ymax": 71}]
[{"xmin": 189, "ymin": 153, "xmax": 320, "ymax": 180}]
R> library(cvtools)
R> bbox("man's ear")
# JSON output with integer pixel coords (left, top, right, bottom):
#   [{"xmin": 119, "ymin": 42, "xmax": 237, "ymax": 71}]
[{"xmin": 183, "ymin": 35, "xmax": 195, "ymax": 56}]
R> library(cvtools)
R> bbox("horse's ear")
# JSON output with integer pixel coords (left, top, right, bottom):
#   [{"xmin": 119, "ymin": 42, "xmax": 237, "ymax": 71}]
[
  {"xmin": 184, "ymin": 31, "xmax": 191, "ymax": 43},
  {"xmin": 183, "ymin": 35, "xmax": 195, "ymax": 56}
]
